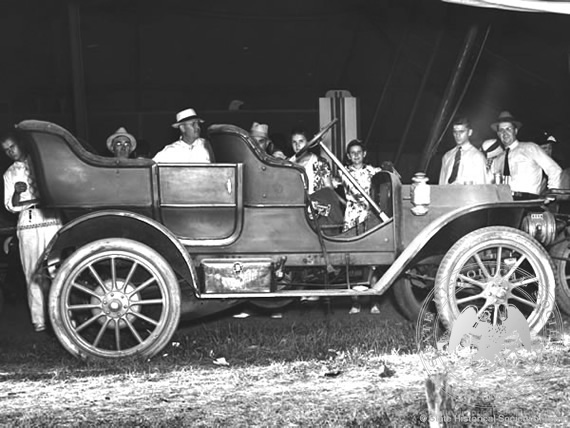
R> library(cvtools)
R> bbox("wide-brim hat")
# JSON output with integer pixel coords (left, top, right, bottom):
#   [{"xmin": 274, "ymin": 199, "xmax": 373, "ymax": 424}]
[
  {"xmin": 491, "ymin": 110, "xmax": 522, "ymax": 132},
  {"xmin": 172, "ymin": 108, "xmax": 204, "ymax": 128},
  {"xmin": 481, "ymin": 138, "xmax": 503, "ymax": 158},
  {"xmin": 106, "ymin": 127, "xmax": 137, "ymax": 152},
  {"xmin": 250, "ymin": 122, "xmax": 269, "ymax": 138}
]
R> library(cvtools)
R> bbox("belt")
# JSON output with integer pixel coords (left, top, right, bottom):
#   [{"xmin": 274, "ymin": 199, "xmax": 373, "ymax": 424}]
[{"xmin": 17, "ymin": 220, "xmax": 61, "ymax": 231}]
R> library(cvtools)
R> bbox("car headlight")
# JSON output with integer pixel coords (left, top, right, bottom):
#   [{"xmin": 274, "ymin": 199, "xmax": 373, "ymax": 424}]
[{"xmin": 520, "ymin": 211, "xmax": 556, "ymax": 246}]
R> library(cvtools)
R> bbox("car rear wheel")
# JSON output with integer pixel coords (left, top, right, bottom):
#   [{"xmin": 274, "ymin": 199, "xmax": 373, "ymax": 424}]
[
  {"xmin": 434, "ymin": 226, "xmax": 556, "ymax": 335},
  {"xmin": 548, "ymin": 237, "xmax": 570, "ymax": 316},
  {"xmin": 49, "ymin": 238, "xmax": 180, "ymax": 361}
]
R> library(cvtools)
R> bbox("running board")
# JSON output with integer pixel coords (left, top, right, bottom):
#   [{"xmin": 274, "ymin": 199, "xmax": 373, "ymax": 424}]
[{"xmin": 199, "ymin": 289, "xmax": 387, "ymax": 299}]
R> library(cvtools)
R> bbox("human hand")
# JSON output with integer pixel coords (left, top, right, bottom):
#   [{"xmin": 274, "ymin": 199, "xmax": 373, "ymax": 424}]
[{"xmin": 14, "ymin": 181, "xmax": 27, "ymax": 194}]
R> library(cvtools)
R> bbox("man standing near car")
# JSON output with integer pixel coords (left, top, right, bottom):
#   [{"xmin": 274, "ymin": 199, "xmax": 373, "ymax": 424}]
[
  {"xmin": 439, "ymin": 117, "xmax": 488, "ymax": 185},
  {"xmin": 153, "ymin": 108, "xmax": 214, "ymax": 163},
  {"xmin": 2, "ymin": 131, "xmax": 61, "ymax": 332},
  {"xmin": 490, "ymin": 111, "xmax": 561, "ymax": 198}
]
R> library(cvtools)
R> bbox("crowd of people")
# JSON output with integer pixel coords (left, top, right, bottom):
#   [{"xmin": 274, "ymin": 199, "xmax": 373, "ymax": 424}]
[
  {"xmin": 439, "ymin": 110, "xmax": 563, "ymax": 198},
  {"xmin": 3, "ymin": 106, "xmax": 567, "ymax": 329}
]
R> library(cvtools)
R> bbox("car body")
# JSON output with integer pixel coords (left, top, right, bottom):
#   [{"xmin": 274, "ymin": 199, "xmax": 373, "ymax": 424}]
[{"xmin": 16, "ymin": 119, "xmax": 560, "ymax": 360}]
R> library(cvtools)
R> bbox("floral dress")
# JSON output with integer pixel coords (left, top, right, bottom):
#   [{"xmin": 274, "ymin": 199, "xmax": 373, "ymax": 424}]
[
  {"xmin": 294, "ymin": 153, "xmax": 332, "ymax": 194},
  {"xmin": 342, "ymin": 164, "xmax": 382, "ymax": 231}
]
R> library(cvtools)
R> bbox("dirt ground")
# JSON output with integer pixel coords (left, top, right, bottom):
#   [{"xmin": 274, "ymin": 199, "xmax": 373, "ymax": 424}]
[{"xmin": 1, "ymin": 293, "xmax": 569, "ymax": 427}]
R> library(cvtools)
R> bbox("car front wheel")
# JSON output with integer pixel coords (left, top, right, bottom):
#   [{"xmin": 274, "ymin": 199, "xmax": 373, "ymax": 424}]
[
  {"xmin": 434, "ymin": 226, "xmax": 556, "ymax": 335},
  {"xmin": 49, "ymin": 238, "xmax": 180, "ymax": 361}
]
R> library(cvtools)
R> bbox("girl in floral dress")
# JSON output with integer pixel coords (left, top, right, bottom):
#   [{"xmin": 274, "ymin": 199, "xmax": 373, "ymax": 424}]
[
  {"xmin": 289, "ymin": 130, "xmax": 332, "ymax": 194},
  {"xmin": 339, "ymin": 139, "xmax": 383, "ymax": 314},
  {"xmin": 341, "ymin": 140, "xmax": 382, "ymax": 232}
]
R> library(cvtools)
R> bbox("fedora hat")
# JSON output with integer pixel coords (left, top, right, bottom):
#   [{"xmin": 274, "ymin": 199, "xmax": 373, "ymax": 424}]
[
  {"xmin": 250, "ymin": 122, "xmax": 269, "ymax": 139},
  {"xmin": 481, "ymin": 138, "xmax": 503, "ymax": 158},
  {"xmin": 491, "ymin": 111, "xmax": 522, "ymax": 132},
  {"xmin": 171, "ymin": 108, "xmax": 204, "ymax": 128},
  {"xmin": 106, "ymin": 127, "xmax": 137, "ymax": 153}
]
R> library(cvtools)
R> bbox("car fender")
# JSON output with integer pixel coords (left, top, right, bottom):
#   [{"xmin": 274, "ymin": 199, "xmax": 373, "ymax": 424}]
[
  {"xmin": 40, "ymin": 210, "xmax": 201, "ymax": 296},
  {"xmin": 374, "ymin": 198, "xmax": 547, "ymax": 294}
]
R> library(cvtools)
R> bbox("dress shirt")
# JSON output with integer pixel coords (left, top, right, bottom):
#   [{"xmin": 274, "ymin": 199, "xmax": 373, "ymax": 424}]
[
  {"xmin": 153, "ymin": 138, "xmax": 211, "ymax": 163},
  {"xmin": 491, "ymin": 141, "xmax": 562, "ymax": 195},
  {"xmin": 439, "ymin": 142, "xmax": 488, "ymax": 185}
]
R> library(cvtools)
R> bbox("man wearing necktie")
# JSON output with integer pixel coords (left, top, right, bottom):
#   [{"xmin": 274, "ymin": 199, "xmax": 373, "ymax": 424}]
[
  {"xmin": 491, "ymin": 111, "xmax": 562, "ymax": 198},
  {"xmin": 439, "ymin": 117, "xmax": 488, "ymax": 185}
]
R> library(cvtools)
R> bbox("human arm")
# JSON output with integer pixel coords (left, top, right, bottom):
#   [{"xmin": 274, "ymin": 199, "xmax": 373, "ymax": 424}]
[
  {"xmin": 4, "ymin": 171, "xmax": 37, "ymax": 213},
  {"xmin": 532, "ymin": 144, "xmax": 562, "ymax": 189}
]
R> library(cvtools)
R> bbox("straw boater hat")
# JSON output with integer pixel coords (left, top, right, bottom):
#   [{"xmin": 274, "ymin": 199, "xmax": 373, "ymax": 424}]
[
  {"xmin": 481, "ymin": 138, "xmax": 504, "ymax": 158},
  {"xmin": 490, "ymin": 111, "xmax": 522, "ymax": 132},
  {"xmin": 106, "ymin": 127, "xmax": 137, "ymax": 153},
  {"xmin": 171, "ymin": 108, "xmax": 204, "ymax": 128},
  {"xmin": 250, "ymin": 122, "xmax": 269, "ymax": 138}
]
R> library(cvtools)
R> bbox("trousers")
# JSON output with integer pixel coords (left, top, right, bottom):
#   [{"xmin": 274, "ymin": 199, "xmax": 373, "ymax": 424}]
[{"xmin": 17, "ymin": 208, "xmax": 61, "ymax": 327}]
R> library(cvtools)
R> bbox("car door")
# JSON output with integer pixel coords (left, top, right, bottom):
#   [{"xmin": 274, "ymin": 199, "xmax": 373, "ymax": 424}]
[{"xmin": 156, "ymin": 163, "xmax": 243, "ymax": 244}]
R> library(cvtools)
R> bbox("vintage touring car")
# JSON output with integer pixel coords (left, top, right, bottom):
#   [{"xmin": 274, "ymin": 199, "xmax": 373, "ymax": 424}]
[{"xmin": 15, "ymin": 119, "xmax": 564, "ymax": 361}]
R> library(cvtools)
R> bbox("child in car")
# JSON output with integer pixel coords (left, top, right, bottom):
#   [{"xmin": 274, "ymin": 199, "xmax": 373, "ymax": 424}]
[{"xmin": 338, "ymin": 139, "xmax": 382, "ymax": 314}]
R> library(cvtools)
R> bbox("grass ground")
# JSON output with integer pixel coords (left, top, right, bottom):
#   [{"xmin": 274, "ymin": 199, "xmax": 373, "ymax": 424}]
[{"xmin": 0, "ymin": 297, "xmax": 569, "ymax": 427}]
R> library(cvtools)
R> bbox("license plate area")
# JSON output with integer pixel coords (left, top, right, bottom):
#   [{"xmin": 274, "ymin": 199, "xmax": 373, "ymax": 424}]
[{"xmin": 202, "ymin": 258, "xmax": 273, "ymax": 293}]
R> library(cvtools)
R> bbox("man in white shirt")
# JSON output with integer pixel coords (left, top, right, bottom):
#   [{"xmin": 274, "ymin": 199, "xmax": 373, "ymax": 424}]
[
  {"xmin": 153, "ymin": 108, "xmax": 213, "ymax": 163},
  {"xmin": 490, "ymin": 111, "xmax": 561, "ymax": 197},
  {"xmin": 439, "ymin": 117, "xmax": 488, "ymax": 185}
]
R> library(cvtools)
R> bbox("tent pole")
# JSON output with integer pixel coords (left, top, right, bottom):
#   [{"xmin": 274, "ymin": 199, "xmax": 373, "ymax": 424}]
[
  {"xmin": 67, "ymin": 0, "xmax": 89, "ymax": 140},
  {"xmin": 364, "ymin": 28, "xmax": 409, "ymax": 146},
  {"xmin": 393, "ymin": 28, "xmax": 444, "ymax": 167},
  {"xmin": 418, "ymin": 24, "xmax": 488, "ymax": 173}
]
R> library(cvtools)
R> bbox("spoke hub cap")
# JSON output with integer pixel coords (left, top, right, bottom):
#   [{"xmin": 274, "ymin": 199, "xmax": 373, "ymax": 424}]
[{"xmin": 91, "ymin": 281, "xmax": 142, "ymax": 328}]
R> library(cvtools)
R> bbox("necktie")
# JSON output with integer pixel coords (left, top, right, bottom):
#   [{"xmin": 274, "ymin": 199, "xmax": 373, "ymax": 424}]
[
  {"xmin": 503, "ymin": 148, "xmax": 510, "ymax": 176},
  {"xmin": 448, "ymin": 147, "xmax": 461, "ymax": 184}
]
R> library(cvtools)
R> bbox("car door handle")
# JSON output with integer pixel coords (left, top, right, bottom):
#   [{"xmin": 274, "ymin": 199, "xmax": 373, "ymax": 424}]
[{"xmin": 226, "ymin": 178, "xmax": 232, "ymax": 194}]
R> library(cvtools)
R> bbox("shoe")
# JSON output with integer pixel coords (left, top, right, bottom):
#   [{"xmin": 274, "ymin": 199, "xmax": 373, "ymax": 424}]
[
  {"xmin": 34, "ymin": 324, "xmax": 46, "ymax": 332},
  {"xmin": 370, "ymin": 304, "xmax": 381, "ymax": 314},
  {"xmin": 270, "ymin": 312, "xmax": 283, "ymax": 319},
  {"xmin": 233, "ymin": 311, "xmax": 250, "ymax": 319},
  {"xmin": 348, "ymin": 305, "xmax": 361, "ymax": 315}
]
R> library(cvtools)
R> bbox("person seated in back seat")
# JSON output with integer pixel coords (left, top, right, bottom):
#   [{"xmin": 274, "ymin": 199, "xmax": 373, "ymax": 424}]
[
  {"xmin": 106, "ymin": 127, "xmax": 137, "ymax": 159},
  {"xmin": 250, "ymin": 122, "xmax": 286, "ymax": 159},
  {"xmin": 153, "ymin": 108, "xmax": 214, "ymax": 163}
]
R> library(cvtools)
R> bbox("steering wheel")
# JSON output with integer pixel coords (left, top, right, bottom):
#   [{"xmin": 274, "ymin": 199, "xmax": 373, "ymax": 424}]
[{"xmin": 293, "ymin": 118, "xmax": 338, "ymax": 160}]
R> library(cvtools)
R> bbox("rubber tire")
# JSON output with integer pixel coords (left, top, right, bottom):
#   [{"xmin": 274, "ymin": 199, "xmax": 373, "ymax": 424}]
[
  {"xmin": 49, "ymin": 238, "xmax": 180, "ymax": 361},
  {"xmin": 434, "ymin": 226, "xmax": 556, "ymax": 335},
  {"xmin": 549, "ymin": 238, "xmax": 570, "ymax": 316},
  {"xmin": 393, "ymin": 277, "xmax": 422, "ymax": 322},
  {"xmin": 392, "ymin": 256, "xmax": 440, "ymax": 322}
]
